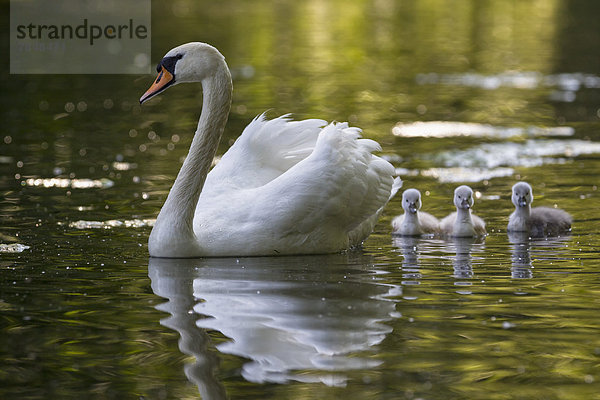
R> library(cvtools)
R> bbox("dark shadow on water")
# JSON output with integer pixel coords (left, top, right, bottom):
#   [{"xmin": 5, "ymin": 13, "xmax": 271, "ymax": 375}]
[{"xmin": 148, "ymin": 253, "xmax": 400, "ymax": 393}]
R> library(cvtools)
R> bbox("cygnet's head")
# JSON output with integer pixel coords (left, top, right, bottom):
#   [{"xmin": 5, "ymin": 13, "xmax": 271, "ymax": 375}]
[
  {"xmin": 453, "ymin": 185, "xmax": 474, "ymax": 210},
  {"xmin": 402, "ymin": 188, "xmax": 422, "ymax": 214},
  {"xmin": 140, "ymin": 42, "xmax": 227, "ymax": 104},
  {"xmin": 512, "ymin": 181, "xmax": 533, "ymax": 208}
]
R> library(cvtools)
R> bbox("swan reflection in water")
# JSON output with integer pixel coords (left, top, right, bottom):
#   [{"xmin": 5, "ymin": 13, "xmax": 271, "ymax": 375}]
[
  {"xmin": 149, "ymin": 253, "xmax": 400, "ymax": 393},
  {"xmin": 508, "ymin": 231, "xmax": 572, "ymax": 279}
]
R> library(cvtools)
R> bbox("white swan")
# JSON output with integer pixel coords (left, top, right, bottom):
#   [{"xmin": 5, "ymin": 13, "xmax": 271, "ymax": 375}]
[
  {"xmin": 508, "ymin": 181, "xmax": 572, "ymax": 237},
  {"xmin": 440, "ymin": 185, "xmax": 487, "ymax": 238},
  {"xmin": 139, "ymin": 42, "xmax": 400, "ymax": 257},
  {"xmin": 391, "ymin": 188, "xmax": 440, "ymax": 236}
]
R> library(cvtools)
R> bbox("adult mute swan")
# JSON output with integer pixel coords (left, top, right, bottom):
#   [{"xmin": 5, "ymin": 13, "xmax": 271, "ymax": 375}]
[
  {"xmin": 391, "ymin": 188, "xmax": 440, "ymax": 236},
  {"xmin": 507, "ymin": 182, "xmax": 572, "ymax": 237},
  {"xmin": 140, "ymin": 42, "xmax": 400, "ymax": 257},
  {"xmin": 440, "ymin": 185, "xmax": 487, "ymax": 238}
]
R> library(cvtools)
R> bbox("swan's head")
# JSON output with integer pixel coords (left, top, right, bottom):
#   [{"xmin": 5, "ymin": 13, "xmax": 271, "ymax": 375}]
[
  {"xmin": 512, "ymin": 181, "xmax": 533, "ymax": 208},
  {"xmin": 402, "ymin": 189, "xmax": 422, "ymax": 214},
  {"xmin": 454, "ymin": 185, "xmax": 474, "ymax": 210},
  {"xmin": 140, "ymin": 42, "xmax": 227, "ymax": 104}
]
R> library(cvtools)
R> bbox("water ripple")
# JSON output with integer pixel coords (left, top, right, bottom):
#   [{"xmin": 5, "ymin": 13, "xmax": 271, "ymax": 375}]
[
  {"xmin": 23, "ymin": 178, "xmax": 114, "ymax": 189},
  {"xmin": 420, "ymin": 167, "xmax": 515, "ymax": 183},
  {"xmin": 66, "ymin": 219, "xmax": 156, "ymax": 229},
  {"xmin": 392, "ymin": 121, "xmax": 574, "ymax": 139},
  {"xmin": 416, "ymin": 71, "xmax": 600, "ymax": 91},
  {"xmin": 432, "ymin": 139, "xmax": 600, "ymax": 169}
]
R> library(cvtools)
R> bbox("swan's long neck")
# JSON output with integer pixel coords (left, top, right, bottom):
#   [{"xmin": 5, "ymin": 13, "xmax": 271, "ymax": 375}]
[{"xmin": 150, "ymin": 61, "xmax": 232, "ymax": 256}]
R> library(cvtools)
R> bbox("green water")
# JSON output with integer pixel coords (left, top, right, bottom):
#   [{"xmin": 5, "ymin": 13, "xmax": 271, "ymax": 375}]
[{"xmin": 2, "ymin": 0, "xmax": 600, "ymax": 399}]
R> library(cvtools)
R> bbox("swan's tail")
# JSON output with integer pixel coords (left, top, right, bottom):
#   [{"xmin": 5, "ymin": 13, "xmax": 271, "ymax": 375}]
[
  {"xmin": 348, "ymin": 176, "xmax": 402, "ymax": 248},
  {"xmin": 389, "ymin": 177, "xmax": 403, "ymax": 201}
]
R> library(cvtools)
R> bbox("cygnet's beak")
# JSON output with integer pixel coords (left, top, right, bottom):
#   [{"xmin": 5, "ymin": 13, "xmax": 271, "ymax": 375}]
[
  {"xmin": 140, "ymin": 66, "xmax": 174, "ymax": 104},
  {"xmin": 408, "ymin": 203, "xmax": 418, "ymax": 213},
  {"xmin": 461, "ymin": 199, "xmax": 471, "ymax": 209},
  {"xmin": 518, "ymin": 197, "xmax": 527, "ymax": 207}
]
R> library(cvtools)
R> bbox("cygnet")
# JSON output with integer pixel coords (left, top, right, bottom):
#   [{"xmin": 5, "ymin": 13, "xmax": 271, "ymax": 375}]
[
  {"xmin": 507, "ymin": 181, "xmax": 572, "ymax": 237},
  {"xmin": 392, "ymin": 188, "xmax": 440, "ymax": 236},
  {"xmin": 440, "ymin": 185, "xmax": 487, "ymax": 238}
]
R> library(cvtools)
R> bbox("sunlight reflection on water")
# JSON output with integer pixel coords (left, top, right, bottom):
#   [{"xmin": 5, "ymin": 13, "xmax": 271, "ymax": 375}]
[{"xmin": 392, "ymin": 121, "xmax": 574, "ymax": 139}]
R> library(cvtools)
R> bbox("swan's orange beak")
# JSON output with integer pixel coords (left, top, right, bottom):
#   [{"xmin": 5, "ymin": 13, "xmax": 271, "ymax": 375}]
[{"xmin": 140, "ymin": 66, "xmax": 174, "ymax": 104}]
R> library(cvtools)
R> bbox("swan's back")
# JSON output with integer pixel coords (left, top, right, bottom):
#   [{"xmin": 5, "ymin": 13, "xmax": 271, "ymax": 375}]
[
  {"xmin": 529, "ymin": 206, "xmax": 572, "ymax": 237},
  {"xmin": 194, "ymin": 116, "xmax": 398, "ymax": 255},
  {"xmin": 203, "ymin": 114, "xmax": 325, "ymax": 195}
]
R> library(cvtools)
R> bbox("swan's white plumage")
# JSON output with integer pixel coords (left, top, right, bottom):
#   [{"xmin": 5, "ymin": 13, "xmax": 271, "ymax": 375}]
[
  {"xmin": 142, "ymin": 42, "xmax": 399, "ymax": 257},
  {"xmin": 195, "ymin": 119, "xmax": 397, "ymax": 255},
  {"xmin": 203, "ymin": 114, "xmax": 326, "ymax": 193}
]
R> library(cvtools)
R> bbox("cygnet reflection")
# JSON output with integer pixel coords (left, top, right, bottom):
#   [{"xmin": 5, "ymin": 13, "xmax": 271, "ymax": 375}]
[
  {"xmin": 440, "ymin": 237, "xmax": 485, "ymax": 295},
  {"xmin": 392, "ymin": 236, "xmax": 437, "ymax": 285},
  {"xmin": 508, "ymin": 231, "xmax": 572, "ymax": 279},
  {"xmin": 508, "ymin": 231, "xmax": 534, "ymax": 279},
  {"xmin": 148, "ymin": 253, "xmax": 400, "ymax": 389}
]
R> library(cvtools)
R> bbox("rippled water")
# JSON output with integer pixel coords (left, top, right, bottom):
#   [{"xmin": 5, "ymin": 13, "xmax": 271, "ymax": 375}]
[{"xmin": 2, "ymin": 1, "xmax": 600, "ymax": 399}]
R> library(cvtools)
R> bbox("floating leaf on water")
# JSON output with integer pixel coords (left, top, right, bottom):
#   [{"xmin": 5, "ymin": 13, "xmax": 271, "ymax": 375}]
[
  {"xmin": 392, "ymin": 121, "xmax": 574, "ymax": 139},
  {"xmin": 0, "ymin": 243, "xmax": 31, "ymax": 253}
]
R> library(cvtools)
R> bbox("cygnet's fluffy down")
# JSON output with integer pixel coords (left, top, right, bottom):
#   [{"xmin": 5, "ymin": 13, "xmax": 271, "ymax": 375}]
[
  {"xmin": 392, "ymin": 188, "xmax": 440, "ymax": 236},
  {"xmin": 508, "ymin": 181, "xmax": 572, "ymax": 237},
  {"xmin": 440, "ymin": 185, "xmax": 487, "ymax": 238}
]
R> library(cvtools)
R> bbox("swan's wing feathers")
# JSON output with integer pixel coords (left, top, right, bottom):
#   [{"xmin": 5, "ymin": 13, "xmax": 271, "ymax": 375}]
[
  {"xmin": 255, "ymin": 122, "xmax": 396, "ymax": 245},
  {"xmin": 205, "ymin": 114, "xmax": 326, "ymax": 193}
]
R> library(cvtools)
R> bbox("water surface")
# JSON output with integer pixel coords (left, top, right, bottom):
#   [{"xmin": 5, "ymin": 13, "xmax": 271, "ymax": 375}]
[{"xmin": 2, "ymin": 1, "xmax": 600, "ymax": 399}]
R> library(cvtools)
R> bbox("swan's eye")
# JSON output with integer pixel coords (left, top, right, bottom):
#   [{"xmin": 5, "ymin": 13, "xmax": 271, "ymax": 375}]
[{"xmin": 161, "ymin": 54, "xmax": 184, "ymax": 75}]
